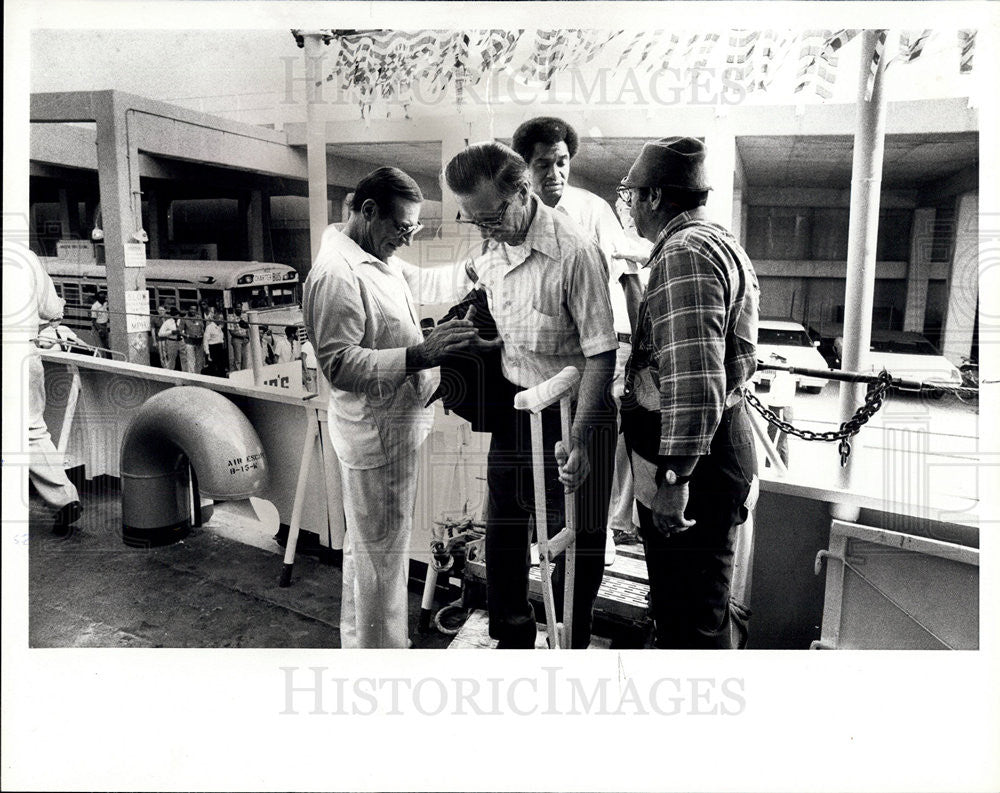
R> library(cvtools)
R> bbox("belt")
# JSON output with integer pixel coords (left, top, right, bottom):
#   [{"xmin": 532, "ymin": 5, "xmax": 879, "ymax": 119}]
[{"xmin": 616, "ymin": 332, "xmax": 632, "ymax": 345}]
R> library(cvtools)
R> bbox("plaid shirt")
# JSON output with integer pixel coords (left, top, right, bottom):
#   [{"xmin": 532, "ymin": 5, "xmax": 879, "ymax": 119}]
[{"xmin": 627, "ymin": 208, "xmax": 759, "ymax": 457}]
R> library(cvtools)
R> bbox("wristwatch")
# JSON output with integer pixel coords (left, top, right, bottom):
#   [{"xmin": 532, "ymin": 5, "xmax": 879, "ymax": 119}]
[{"xmin": 655, "ymin": 467, "xmax": 692, "ymax": 487}]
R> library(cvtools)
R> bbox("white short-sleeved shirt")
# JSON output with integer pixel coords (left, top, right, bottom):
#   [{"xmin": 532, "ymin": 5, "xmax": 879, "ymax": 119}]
[
  {"xmin": 471, "ymin": 197, "xmax": 617, "ymax": 388},
  {"xmin": 556, "ymin": 184, "xmax": 644, "ymax": 336}
]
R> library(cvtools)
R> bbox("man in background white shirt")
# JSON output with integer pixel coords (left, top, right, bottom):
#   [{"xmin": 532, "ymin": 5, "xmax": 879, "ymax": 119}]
[{"xmin": 512, "ymin": 117, "xmax": 645, "ymax": 563}]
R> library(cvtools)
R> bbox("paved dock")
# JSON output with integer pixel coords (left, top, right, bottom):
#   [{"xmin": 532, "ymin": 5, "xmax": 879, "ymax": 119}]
[{"xmin": 27, "ymin": 476, "xmax": 453, "ymax": 649}]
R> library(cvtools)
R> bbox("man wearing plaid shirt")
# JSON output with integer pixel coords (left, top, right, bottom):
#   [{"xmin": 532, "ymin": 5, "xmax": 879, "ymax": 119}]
[{"xmin": 619, "ymin": 137, "xmax": 760, "ymax": 649}]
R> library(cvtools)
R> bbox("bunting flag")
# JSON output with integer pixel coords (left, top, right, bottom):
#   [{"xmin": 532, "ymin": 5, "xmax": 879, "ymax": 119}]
[
  {"xmin": 314, "ymin": 28, "xmax": 976, "ymax": 117},
  {"xmin": 518, "ymin": 29, "xmax": 619, "ymax": 88},
  {"xmin": 692, "ymin": 32, "xmax": 721, "ymax": 68},
  {"xmin": 794, "ymin": 29, "xmax": 855, "ymax": 100},
  {"xmin": 958, "ymin": 29, "xmax": 975, "ymax": 73},
  {"xmin": 616, "ymin": 31, "xmax": 647, "ymax": 69},
  {"xmin": 895, "ymin": 29, "xmax": 934, "ymax": 65},
  {"xmin": 725, "ymin": 30, "xmax": 759, "ymax": 87}
]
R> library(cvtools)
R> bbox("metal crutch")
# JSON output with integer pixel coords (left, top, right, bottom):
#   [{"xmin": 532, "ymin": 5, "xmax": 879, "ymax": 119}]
[{"xmin": 513, "ymin": 365, "xmax": 581, "ymax": 649}]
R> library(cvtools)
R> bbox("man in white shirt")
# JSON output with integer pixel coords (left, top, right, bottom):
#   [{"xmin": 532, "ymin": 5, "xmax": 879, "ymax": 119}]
[
  {"xmin": 202, "ymin": 308, "xmax": 228, "ymax": 376},
  {"xmin": 271, "ymin": 325, "xmax": 293, "ymax": 364},
  {"xmin": 90, "ymin": 290, "xmax": 110, "ymax": 350},
  {"xmin": 302, "ymin": 167, "xmax": 481, "ymax": 649},
  {"xmin": 22, "ymin": 247, "xmax": 83, "ymax": 536},
  {"xmin": 37, "ymin": 316, "xmax": 90, "ymax": 354},
  {"xmin": 512, "ymin": 117, "xmax": 645, "ymax": 562},
  {"xmin": 444, "ymin": 141, "xmax": 618, "ymax": 649},
  {"xmin": 157, "ymin": 308, "xmax": 182, "ymax": 370}
]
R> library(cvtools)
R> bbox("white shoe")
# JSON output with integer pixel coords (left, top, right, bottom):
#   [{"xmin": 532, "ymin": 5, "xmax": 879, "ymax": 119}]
[{"xmin": 604, "ymin": 530, "xmax": 616, "ymax": 566}]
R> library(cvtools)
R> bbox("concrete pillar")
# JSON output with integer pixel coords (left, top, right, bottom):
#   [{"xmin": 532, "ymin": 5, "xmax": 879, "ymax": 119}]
[
  {"xmin": 303, "ymin": 34, "xmax": 330, "ymax": 268},
  {"xmin": 57, "ymin": 188, "xmax": 75, "ymax": 239},
  {"xmin": 147, "ymin": 191, "xmax": 161, "ymax": 259},
  {"xmin": 941, "ymin": 192, "xmax": 978, "ymax": 364},
  {"xmin": 248, "ymin": 190, "xmax": 266, "ymax": 262},
  {"xmin": 704, "ymin": 127, "xmax": 736, "ymax": 229},
  {"xmin": 834, "ymin": 29, "xmax": 889, "ymax": 505},
  {"xmin": 94, "ymin": 91, "xmax": 149, "ymax": 364},
  {"xmin": 903, "ymin": 207, "xmax": 936, "ymax": 332}
]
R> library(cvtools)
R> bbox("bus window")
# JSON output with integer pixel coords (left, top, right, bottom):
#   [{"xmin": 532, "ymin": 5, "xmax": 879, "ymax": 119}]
[
  {"xmin": 155, "ymin": 287, "xmax": 178, "ymax": 310},
  {"xmin": 233, "ymin": 286, "xmax": 271, "ymax": 310},
  {"xmin": 270, "ymin": 286, "xmax": 296, "ymax": 306},
  {"xmin": 147, "ymin": 288, "xmax": 156, "ymax": 313},
  {"xmin": 62, "ymin": 282, "xmax": 81, "ymax": 308},
  {"xmin": 178, "ymin": 289, "xmax": 199, "ymax": 311},
  {"xmin": 81, "ymin": 283, "xmax": 99, "ymax": 308},
  {"xmin": 54, "ymin": 283, "xmax": 63, "ymax": 298}
]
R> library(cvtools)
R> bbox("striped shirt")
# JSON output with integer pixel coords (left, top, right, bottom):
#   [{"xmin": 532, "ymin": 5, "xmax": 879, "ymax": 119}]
[{"xmin": 627, "ymin": 208, "xmax": 759, "ymax": 457}]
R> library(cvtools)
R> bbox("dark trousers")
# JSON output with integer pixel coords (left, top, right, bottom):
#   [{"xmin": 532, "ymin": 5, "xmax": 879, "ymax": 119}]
[
  {"xmin": 206, "ymin": 342, "xmax": 228, "ymax": 376},
  {"xmin": 485, "ymin": 404, "xmax": 616, "ymax": 649},
  {"xmin": 633, "ymin": 401, "xmax": 756, "ymax": 649}
]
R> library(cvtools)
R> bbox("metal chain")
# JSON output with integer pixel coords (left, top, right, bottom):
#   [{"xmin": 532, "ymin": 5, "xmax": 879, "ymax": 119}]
[{"xmin": 743, "ymin": 370, "xmax": 894, "ymax": 465}]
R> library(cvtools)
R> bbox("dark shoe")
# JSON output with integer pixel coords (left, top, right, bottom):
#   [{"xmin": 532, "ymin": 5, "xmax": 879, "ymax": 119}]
[{"xmin": 52, "ymin": 501, "xmax": 82, "ymax": 537}]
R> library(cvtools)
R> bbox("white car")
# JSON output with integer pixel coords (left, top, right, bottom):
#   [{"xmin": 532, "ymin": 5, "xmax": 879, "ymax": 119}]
[
  {"xmin": 753, "ymin": 319, "xmax": 830, "ymax": 394},
  {"xmin": 865, "ymin": 331, "xmax": 963, "ymax": 393}
]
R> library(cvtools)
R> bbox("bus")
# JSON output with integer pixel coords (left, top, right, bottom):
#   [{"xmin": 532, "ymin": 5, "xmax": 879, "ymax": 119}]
[{"xmin": 41, "ymin": 258, "xmax": 303, "ymax": 346}]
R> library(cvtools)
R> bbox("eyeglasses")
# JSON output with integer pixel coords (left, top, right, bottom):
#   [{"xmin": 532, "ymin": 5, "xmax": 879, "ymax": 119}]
[
  {"xmin": 392, "ymin": 221, "xmax": 423, "ymax": 242},
  {"xmin": 616, "ymin": 185, "xmax": 640, "ymax": 208},
  {"xmin": 456, "ymin": 200, "xmax": 511, "ymax": 231}
]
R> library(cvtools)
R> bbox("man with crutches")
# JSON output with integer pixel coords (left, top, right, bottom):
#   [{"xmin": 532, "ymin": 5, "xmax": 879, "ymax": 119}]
[{"xmin": 444, "ymin": 141, "xmax": 617, "ymax": 649}]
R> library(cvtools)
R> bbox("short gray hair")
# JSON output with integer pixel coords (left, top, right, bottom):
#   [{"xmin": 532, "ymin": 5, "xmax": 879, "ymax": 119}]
[{"xmin": 443, "ymin": 141, "xmax": 530, "ymax": 199}]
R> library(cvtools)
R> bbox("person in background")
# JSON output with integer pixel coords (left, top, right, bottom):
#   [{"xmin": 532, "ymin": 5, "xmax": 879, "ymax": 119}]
[
  {"xmin": 180, "ymin": 305, "xmax": 205, "ymax": 373},
  {"xmin": 444, "ymin": 141, "xmax": 618, "ymax": 649},
  {"xmin": 512, "ymin": 116, "xmax": 644, "ymax": 564},
  {"xmin": 302, "ymin": 165, "xmax": 482, "ymax": 648},
  {"xmin": 158, "ymin": 307, "xmax": 182, "ymax": 370},
  {"xmin": 272, "ymin": 325, "xmax": 293, "ymax": 364},
  {"xmin": 150, "ymin": 305, "xmax": 168, "ymax": 367},
  {"xmin": 23, "ymin": 247, "xmax": 83, "ymax": 536},
  {"xmin": 203, "ymin": 307, "xmax": 228, "ymax": 377},
  {"xmin": 619, "ymin": 136, "xmax": 759, "ymax": 649},
  {"xmin": 300, "ymin": 336, "xmax": 318, "ymax": 393},
  {"xmin": 285, "ymin": 325, "xmax": 301, "ymax": 362},
  {"xmin": 228, "ymin": 307, "xmax": 250, "ymax": 371},
  {"xmin": 260, "ymin": 326, "xmax": 276, "ymax": 365},
  {"xmin": 37, "ymin": 315, "xmax": 92, "ymax": 355},
  {"xmin": 90, "ymin": 290, "xmax": 110, "ymax": 350}
]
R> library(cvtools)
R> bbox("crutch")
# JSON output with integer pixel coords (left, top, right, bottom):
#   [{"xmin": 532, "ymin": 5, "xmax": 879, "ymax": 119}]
[{"xmin": 514, "ymin": 366, "xmax": 581, "ymax": 650}]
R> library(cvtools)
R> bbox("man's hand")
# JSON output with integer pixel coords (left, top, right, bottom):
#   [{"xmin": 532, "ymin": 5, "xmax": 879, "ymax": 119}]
[
  {"xmin": 554, "ymin": 439, "xmax": 591, "ymax": 494},
  {"xmin": 612, "ymin": 252, "xmax": 649, "ymax": 266},
  {"xmin": 461, "ymin": 305, "xmax": 503, "ymax": 352},
  {"xmin": 650, "ymin": 471, "xmax": 696, "ymax": 538},
  {"xmin": 407, "ymin": 315, "xmax": 479, "ymax": 369}
]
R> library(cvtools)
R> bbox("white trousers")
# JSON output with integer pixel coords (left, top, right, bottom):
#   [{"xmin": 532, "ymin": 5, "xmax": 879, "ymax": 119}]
[
  {"xmin": 339, "ymin": 453, "xmax": 418, "ymax": 649},
  {"xmin": 183, "ymin": 343, "xmax": 205, "ymax": 373},
  {"xmin": 607, "ymin": 342, "xmax": 637, "ymax": 532},
  {"xmin": 28, "ymin": 355, "xmax": 79, "ymax": 509}
]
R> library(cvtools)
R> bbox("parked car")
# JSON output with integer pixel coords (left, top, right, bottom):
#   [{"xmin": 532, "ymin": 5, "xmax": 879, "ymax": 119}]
[
  {"xmin": 753, "ymin": 319, "xmax": 831, "ymax": 394},
  {"xmin": 865, "ymin": 331, "xmax": 963, "ymax": 394}
]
